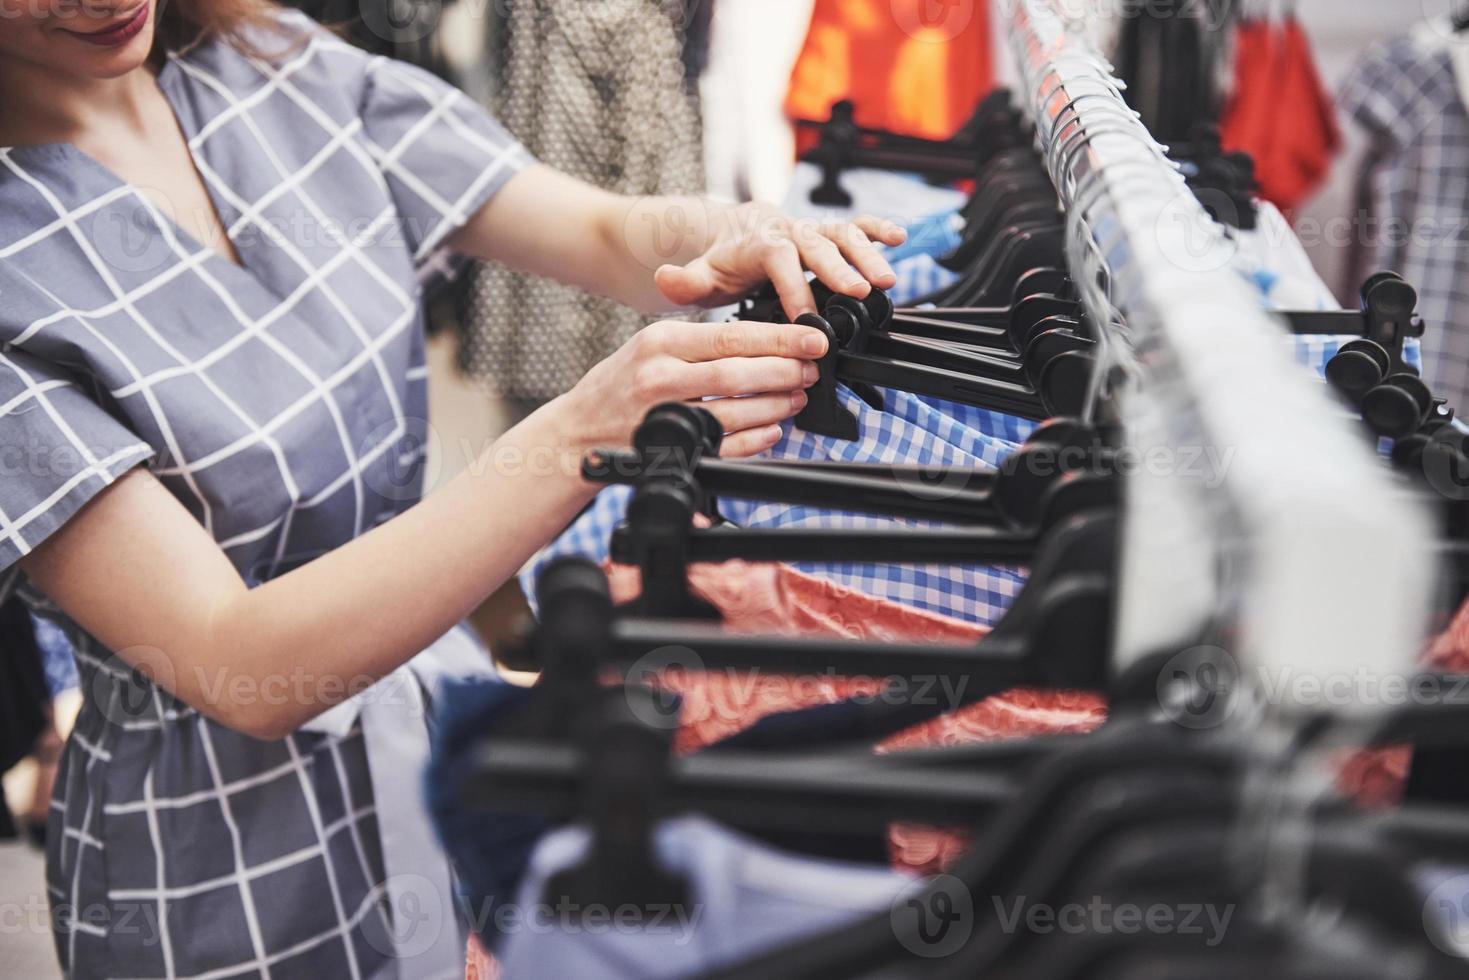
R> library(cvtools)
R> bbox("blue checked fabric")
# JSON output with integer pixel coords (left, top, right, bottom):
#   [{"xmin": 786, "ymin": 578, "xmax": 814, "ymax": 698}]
[
  {"xmin": 525, "ymin": 385, "xmax": 1028, "ymax": 626},
  {"xmin": 886, "ymin": 209, "xmax": 964, "ymax": 305},
  {"xmin": 525, "ymin": 329, "xmax": 1417, "ymax": 627}
]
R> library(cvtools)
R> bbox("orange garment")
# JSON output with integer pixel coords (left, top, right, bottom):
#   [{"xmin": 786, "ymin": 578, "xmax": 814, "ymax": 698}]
[
  {"xmin": 786, "ymin": 0, "xmax": 994, "ymax": 147},
  {"xmin": 1220, "ymin": 17, "xmax": 1340, "ymax": 212}
]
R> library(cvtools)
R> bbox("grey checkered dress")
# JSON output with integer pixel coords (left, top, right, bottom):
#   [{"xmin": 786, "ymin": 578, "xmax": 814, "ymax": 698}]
[
  {"xmin": 1340, "ymin": 23, "xmax": 1469, "ymax": 414},
  {"xmin": 0, "ymin": 12, "xmax": 528, "ymax": 978}
]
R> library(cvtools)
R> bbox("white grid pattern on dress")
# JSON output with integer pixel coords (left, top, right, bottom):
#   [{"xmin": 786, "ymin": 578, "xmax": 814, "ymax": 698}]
[{"xmin": 0, "ymin": 11, "xmax": 529, "ymax": 977}]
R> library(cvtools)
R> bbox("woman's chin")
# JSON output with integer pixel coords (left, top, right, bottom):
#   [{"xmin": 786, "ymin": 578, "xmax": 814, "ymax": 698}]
[{"xmin": 45, "ymin": 20, "xmax": 156, "ymax": 79}]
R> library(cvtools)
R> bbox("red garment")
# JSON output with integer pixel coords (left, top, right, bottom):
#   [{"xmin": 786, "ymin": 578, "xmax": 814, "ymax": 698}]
[
  {"xmin": 1219, "ymin": 17, "xmax": 1340, "ymax": 212},
  {"xmin": 608, "ymin": 558, "xmax": 1107, "ymax": 872},
  {"xmin": 466, "ymin": 568, "xmax": 1457, "ymax": 977},
  {"xmin": 785, "ymin": 0, "xmax": 994, "ymax": 149},
  {"xmin": 1335, "ymin": 598, "xmax": 1469, "ymax": 808}
]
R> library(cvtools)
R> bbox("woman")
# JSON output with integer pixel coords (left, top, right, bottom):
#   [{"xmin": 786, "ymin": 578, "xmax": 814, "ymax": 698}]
[{"xmin": 0, "ymin": 1, "xmax": 904, "ymax": 975}]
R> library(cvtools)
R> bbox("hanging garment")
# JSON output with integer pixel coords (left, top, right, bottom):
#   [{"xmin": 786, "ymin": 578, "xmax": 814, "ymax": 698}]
[
  {"xmin": 1220, "ymin": 16, "xmax": 1341, "ymax": 213},
  {"xmin": 785, "ymin": 0, "xmax": 994, "ymax": 145},
  {"xmin": 0, "ymin": 11, "xmax": 526, "ymax": 976},
  {"xmin": 497, "ymin": 816, "xmax": 909, "ymax": 980},
  {"xmin": 1112, "ymin": 0, "xmax": 1232, "ymax": 145},
  {"xmin": 700, "ymin": 0, "xmax": 817, "ymax": 203},
  {"xmin": 448, "ymin": 558, "xmax": 1101, "ymax": 979},
  {"xmin": 524, "ymin": 383, "xmax": 1027, "ymax": 627},
  {"xmin": 31, "ymin": 612, "xmax": 79, "ymax": 697},
  {"xmin": 607, "ymin": 559, "xmax": 1105, "ymax": 876},
  {"xmin": 0, "ymin": 598, "xmax": 48, "ymax": 776},
  {"xmin": 437, "ymin": 559, "xmax": 972, "ymax": 957},
  {"xmin": 456, "ymin": 0, "xmax": 706, "ymax": 406},
  {"xmin": 1340, "ymin": 19, "xmax": 1469, "ymax": 415}
]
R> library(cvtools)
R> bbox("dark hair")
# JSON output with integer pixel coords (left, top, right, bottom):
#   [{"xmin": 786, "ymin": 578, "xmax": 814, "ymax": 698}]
[{"xmin": 150, "ymin": 0, "xmax": 299, "ymax": 60}]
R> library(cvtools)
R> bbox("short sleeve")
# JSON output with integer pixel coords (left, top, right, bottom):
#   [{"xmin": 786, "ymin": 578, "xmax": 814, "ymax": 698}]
[
  {"xmin": 0, "ymin": 349, "xmax": 154, "ymax": 574},
  {"xmin": 1338, "ymin": 42, "xmax": 1433, "ymax": 152},
  {"xmin": 357, "ymin": 54, "xmax": 533, "ymax": 267}
]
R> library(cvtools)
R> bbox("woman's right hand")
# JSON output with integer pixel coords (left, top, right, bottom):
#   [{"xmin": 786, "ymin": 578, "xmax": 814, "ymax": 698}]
[{"xmin": 557, "ymin": 319, "xmax": 831, "ymax": 458}]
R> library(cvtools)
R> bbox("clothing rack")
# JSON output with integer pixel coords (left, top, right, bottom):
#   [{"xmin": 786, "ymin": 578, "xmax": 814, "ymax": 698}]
[{"xmin": 1005, "ymin": 0, "xmax": 1434, "ymax": 710}]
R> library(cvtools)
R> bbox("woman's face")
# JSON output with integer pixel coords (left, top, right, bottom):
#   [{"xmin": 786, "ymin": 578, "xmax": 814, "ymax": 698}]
[{"xmin": 0, "ymin": 0, "xmax": 157, "ymax": 80}]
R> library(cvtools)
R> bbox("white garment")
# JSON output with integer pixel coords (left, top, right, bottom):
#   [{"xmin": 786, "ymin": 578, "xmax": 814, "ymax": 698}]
[
  {"xmin": 700, "ymin": 0, "xmax": 816, "ymax": 203},
  {"xmin": 497, "ymin": 815, "xmax": 911, "ymax": 978},
  {"xmin": 782, "ymin": 161, "xmax": 970, "ymax": 225}
]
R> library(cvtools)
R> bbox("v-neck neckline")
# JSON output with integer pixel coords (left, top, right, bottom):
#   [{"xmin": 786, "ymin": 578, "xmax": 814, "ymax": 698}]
[{"xmin": 2, "ymin": 54, "xmax": 278, "ymax": 301}]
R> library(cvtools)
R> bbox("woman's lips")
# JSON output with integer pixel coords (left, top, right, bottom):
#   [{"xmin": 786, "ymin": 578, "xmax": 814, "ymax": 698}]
[{"xmin": 61, "ymin": 5, "xmax": 149, "ymax": 47}]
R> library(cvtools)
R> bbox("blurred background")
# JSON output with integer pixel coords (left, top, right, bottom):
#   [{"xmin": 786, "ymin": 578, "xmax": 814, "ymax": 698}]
[{"xmin": 4, "ymin": 1, "xmax": 1464, "ymax": 974}]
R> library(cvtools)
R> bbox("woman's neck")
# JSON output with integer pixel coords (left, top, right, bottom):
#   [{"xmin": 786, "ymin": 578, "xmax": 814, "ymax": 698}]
[{"xmin": 0, "ymin": 57, "xmax": 159, "ymax": 149}]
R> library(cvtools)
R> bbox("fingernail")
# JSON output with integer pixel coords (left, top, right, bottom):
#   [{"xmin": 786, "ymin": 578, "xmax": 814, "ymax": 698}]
[
  {"xmin": 802, "ymin": 363, "xmax": 820, "ymax": 385},
  {"xmin": 791, "ymin": 390, "xmax": 808, "ymax": 411},
  {"xmin": 801, "ymin": 334, "xmax": 827, "ymax": 356},
  {"xmin": 766, "ymin": 424, "xmax": 785, "ymax": 443}
]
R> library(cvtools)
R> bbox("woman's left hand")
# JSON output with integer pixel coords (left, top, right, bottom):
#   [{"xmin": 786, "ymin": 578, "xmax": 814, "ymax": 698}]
[{"xmin": 654, "ymin": 203, "xmax": 908, "ymax": 320}]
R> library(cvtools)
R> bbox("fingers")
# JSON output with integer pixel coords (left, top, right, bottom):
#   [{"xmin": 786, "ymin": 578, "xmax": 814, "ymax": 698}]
[
  {"xmin": 699, "ymin": 391, "xmax": 808, "ymax": 435},
  {"xmin": 821, "ymin": 221, "xmax": 898, "ymax": 290},
  {"xmin": 794, "ymin": 226, "xmax": 870, "ymax": 300},
  {"xmin": 853, "ymin": 214, "xmax": 908, "ymax": 247},
  {"xmin": 719, "ymin": 423, "xmax": 788, "ymax": 458},
  {"xmin": 765, "ymin": 217, "xmax": 907, "ymax": 318},
  {"xmin": 652, "ymin": 320, "xmax": 828, "ymax": 363},
  {"xmin": 760, "ymin": 238, "xmax": 819, "ymax": 320},
  {"xmin": 683, "ymin": 356, "xmax": 819, "ymax": 399},
  {"xmin": 654, "ymin": 258, "xmax": 718, "ymax": 308}
]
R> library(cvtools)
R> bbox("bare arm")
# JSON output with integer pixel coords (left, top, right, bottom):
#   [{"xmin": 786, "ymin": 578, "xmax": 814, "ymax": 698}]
[
  {"xmin": 20, "ymin": 320, "xmax": 828, "ymax": 741},
  {"xmin": 446, "ymin": 164, "xmax": 907, "ymax": 317}
]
